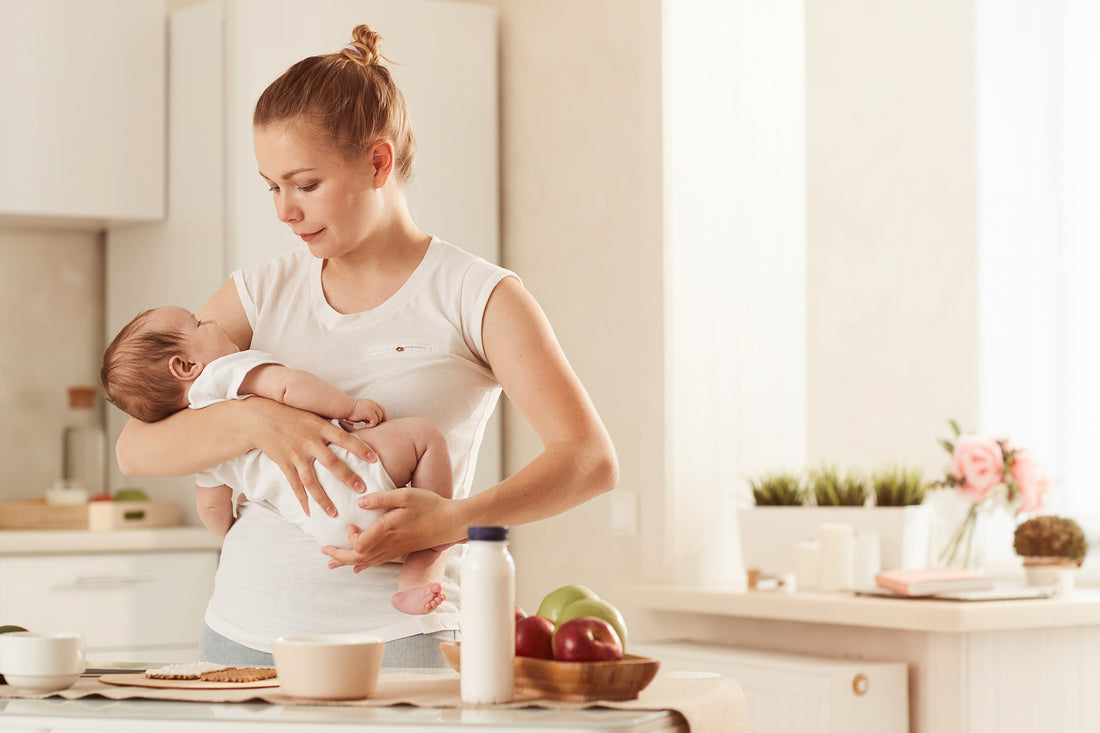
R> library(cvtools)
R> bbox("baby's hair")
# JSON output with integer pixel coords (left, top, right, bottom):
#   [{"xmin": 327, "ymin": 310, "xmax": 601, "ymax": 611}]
[
  {"xmin": 254, "ymin": 24, "xmax": 417, "ymax": 184},
  {"xmin": 100, "ymin": 310, "xmax": 190, "ymax": 423}
]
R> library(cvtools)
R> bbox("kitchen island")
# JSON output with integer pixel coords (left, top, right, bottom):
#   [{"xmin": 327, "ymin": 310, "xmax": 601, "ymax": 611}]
[
  {"xmin": 619, "ymin": 583, "xmax": 1100, "ymax": 733},
  {"xmin": 0, "ymin": 668, "xmax": 748, "ymax": 732}
]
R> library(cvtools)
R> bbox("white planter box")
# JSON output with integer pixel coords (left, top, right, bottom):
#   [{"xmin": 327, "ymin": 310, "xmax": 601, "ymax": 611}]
[{"xmin": 737, "ymin": 505, "xmax": 932, "ymax": 578}]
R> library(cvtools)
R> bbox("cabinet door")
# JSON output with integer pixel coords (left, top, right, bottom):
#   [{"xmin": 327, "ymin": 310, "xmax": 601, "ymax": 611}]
[
  {"xmin": 0, "ymin": 0, "xmax": 165, "ymax": 224},
  {"xmin": 0, "ymin": 552, "xmax": 217, "ymax": 655}
]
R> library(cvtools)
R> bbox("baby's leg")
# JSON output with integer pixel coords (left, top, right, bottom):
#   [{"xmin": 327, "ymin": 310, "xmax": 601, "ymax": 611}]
[
  {"xmin": 349, "ymin": 417, "xmax": 454, "ymax": 614},
  {"xmin": 391, "ymin": 548, "xmax": 450, "ymax": 615},
  {"xmin": 352, "ymin": 417, "xmax": 453, "ymax": 499}
]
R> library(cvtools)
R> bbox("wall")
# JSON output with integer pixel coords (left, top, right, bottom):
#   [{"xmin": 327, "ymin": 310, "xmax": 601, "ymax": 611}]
[
  {"xmin": 805, "ymin": 0, "xmax": 980, "ymax": 470},
  {"xmin": 464, "ymin": 0, "xmax": 664, "ymax": 612},
  {"xmin": 0, "ymin": 227, "xmax": 105, "ymax": 496}
]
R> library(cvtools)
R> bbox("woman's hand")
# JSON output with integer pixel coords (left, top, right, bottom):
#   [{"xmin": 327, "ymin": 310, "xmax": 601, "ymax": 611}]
[
  {"xmin": 321, "ymin": 488, "xmax": 467, "ymax": 571},
  {"xmin": 246, "ymin": 398, "xmax": 378, "ymax": 517}
]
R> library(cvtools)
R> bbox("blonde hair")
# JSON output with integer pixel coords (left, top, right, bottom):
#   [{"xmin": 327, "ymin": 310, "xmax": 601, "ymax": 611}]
[
  {"xmin": 253, "ymin": 24, "xmax": 417, "ymax": 184},
  {"xmin": 100, "ymin": 310, "xmax": 189, "ymax": 423}
]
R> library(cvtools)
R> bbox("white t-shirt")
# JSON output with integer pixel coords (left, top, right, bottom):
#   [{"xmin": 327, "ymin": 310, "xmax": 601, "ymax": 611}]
[
  {"xmin": 203, "ymin": 239, "xmax": 515, "ymax": 650},
  {"xmin": 189, "ymin": 349, "xmax": 394, "ymax": 549}
]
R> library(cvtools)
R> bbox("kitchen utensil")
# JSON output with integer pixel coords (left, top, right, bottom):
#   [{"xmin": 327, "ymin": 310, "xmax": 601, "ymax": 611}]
[{"xmin": 272, "ymin": 634, "xmax": 385, "ymax": 700}]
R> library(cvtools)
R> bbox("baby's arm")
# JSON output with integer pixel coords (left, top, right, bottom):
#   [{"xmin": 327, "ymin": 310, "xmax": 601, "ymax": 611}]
[
  {"xmin": 240, "ymin": 364, "xmax": 385, "ymax": 426},
  {"xmin": 195, "ymin": 484, "xmax": 234, "ymax": 536}
]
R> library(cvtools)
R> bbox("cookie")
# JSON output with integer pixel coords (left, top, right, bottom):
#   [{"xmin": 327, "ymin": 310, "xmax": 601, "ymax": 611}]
[{"xmin": 199, "ymin": 666, "xmax": 278, "ymax": 683}]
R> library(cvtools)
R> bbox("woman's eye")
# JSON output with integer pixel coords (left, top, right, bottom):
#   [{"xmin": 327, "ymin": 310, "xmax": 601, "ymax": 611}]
[
  {"xmin": 298, "ymin": 183, "xmax": 319, "ymax": 192},
  {"xmin": 268, "ymin": 185, "xmax": 280, "ymax": 193}
]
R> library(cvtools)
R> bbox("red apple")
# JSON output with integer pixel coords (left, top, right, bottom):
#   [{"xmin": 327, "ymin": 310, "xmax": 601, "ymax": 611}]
[
  {"xmin": 89, "ymin": 492, "xmax": 112, "ymax": 502},
  {"xmin": 551, "ymin": 616, "xmax": 623, "ymax": 662},
  {"xmin": 514, "ymin": 605, "xmax": 527, "ymax": 623},
  {"xmin": 515, "ymin": 615, "xmax": 555, "ymax": 659}
]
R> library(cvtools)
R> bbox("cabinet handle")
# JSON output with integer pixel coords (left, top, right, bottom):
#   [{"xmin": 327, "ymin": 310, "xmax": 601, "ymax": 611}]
[{"xmin": 66, "ymin": 573, "xmax": 157, "ymax": 589}]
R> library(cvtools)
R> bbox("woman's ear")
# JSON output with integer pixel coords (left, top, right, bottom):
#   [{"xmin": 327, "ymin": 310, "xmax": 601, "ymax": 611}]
[
  {"xmin": 168, "ymin": 355, "xmax": 201, "ymax": 381},
  {"xmin": 368, "ymin": 139, "xmax": 395, "ymax": 188}
]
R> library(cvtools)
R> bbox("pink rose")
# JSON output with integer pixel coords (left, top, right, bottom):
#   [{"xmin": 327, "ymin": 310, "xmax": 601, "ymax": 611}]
[
  {"xmin": 1010, "ymin": 450, "xmax": 1047, "ymax": 513},
  {"xmin": 951, "ymin": 435, "xmax": 1005, "ymax": 503}
]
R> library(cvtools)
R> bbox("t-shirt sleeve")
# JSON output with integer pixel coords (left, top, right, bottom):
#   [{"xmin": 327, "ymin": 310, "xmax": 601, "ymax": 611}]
[
  {"xmin": 459, "ymin": 259, "xmax": 520, "ymax": 366},
  {"xmin": 188, "ymin": 350, "xmax": 283, "ymax": 409}
]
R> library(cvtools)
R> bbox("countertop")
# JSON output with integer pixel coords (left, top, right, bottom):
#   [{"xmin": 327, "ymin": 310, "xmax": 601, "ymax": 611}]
[
  {"xmin": 616, "ymin": 583, "xmax": 1100, "ymax": 633},
  {"xmin": 0, "ymin": 526, "xmax": 222, "ymax": 554},
  {"xmin": 0, "ymin": 697, "xmax": 686, "ymax": 732}
]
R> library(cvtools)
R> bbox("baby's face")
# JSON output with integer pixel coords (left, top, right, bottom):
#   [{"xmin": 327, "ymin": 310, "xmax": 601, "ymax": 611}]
[{"xmin": 149, "ymin": 306, "xmax": 240, "ymax": 366}]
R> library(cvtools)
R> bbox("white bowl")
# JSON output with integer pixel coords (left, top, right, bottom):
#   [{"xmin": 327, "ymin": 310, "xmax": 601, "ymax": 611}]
[{"xmin": 272, "ymin": 634, "xmax": 385, "ymax": 700}]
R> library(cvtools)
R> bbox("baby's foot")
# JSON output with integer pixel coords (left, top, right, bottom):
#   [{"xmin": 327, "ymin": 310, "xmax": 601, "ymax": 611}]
[{"xmin": 392, "ymin": 582, "xmax": 446, "ymax": 615}]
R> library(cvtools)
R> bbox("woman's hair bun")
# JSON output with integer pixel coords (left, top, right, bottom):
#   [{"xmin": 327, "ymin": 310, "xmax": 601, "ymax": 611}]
[{"xmin": 341, "ymin": 24, "xmax": 383, "ymax": 65}]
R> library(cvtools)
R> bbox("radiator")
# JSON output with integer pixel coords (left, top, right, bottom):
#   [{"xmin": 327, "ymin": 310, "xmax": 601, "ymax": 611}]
[{"xmin": 632, "ymin": 641, "xmax": 909, "ymax": 733}]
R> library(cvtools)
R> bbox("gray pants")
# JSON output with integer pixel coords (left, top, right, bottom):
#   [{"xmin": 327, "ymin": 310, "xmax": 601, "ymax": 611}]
[{"xmin": 198, "ymin": 624, "xmax": 457, "ymax": 668}]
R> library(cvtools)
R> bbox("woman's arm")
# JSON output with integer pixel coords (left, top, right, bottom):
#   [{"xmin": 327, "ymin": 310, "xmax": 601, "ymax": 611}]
[
  {"xmin": 323, "ymin": 276, "xmax": 618, "ymax": 568},
  {"xmin": 115, "ymin": 279, "xmax": 378, "ymax": 516}
]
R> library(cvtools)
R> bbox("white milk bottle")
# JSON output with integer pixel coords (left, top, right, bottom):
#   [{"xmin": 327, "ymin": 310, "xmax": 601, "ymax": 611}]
[{"xmin": 460, "ymin": 525, "xmax": 515, "ymax": 704}]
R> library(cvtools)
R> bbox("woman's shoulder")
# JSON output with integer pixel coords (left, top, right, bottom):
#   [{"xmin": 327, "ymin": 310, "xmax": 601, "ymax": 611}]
[{"xmin": 424, "ymin": 237, "xmax": 517, "ymax": 285}]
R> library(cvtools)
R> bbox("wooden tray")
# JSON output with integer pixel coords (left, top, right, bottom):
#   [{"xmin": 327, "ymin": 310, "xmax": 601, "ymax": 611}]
[
  {"xmin": 439, "ymin": 641, "xmax": 659, "ymax": 702},
  {"xmin": 0, "ymin": 499, "xmax": 88, "ymax": 530},
  {"xmin": 98, "ymin": 673, "xmax": 278, "ymax": 690}
]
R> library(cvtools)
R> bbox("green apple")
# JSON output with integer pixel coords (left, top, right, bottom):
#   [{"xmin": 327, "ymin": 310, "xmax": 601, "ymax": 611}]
[
  {"xmin": 554, "ymin": 597, "xmax": 628, "ymax": 650},
  {"xmin": 535, "ymin": 584, "xmax": 598, "ymax": 624},
  {"xmin": 113, "ymin": 487, "xmax": 149, "ymax": 502}
]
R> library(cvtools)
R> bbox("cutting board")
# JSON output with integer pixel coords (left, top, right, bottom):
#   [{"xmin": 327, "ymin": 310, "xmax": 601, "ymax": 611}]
[{"xmin": 98, "ymin": 673, "xmax": 279, "ymax": 690}]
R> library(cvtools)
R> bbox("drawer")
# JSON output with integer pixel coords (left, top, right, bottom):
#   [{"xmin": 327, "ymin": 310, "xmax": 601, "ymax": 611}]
[{"xmin": 0, "ymin": 551, "xmax": 218, "ymax": 651}]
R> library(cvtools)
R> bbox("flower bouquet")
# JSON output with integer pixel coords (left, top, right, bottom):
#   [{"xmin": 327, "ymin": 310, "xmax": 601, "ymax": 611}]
[{"xmin": 933, "ymin": 420, "xmax": 1048, "ymax": 567}]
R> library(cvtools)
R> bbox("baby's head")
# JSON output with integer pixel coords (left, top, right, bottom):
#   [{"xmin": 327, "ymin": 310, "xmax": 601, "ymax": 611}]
[{"xmin": 101, "ymin": 306, "xmax": 238, "ymax": 423}]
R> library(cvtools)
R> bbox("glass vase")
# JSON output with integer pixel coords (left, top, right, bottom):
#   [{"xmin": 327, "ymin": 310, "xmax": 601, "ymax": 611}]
[{"xmin": 938, "ymin": 504, "xmax": 988, "ymax": 570}]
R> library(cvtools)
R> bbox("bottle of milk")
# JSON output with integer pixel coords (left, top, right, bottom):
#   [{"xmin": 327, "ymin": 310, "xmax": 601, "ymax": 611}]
[{"xmin": 460, "ymin": 525, "xmax": 515, "ymax": 704}]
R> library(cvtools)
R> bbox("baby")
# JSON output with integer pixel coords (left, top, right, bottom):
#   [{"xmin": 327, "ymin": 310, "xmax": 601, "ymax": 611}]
[{"xmin": 100, "ymin": 306, "xmax": 451, "ymax": 616}]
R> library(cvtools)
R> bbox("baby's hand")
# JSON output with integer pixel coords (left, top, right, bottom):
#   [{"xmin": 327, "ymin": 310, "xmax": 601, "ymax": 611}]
[{"xmin": 348, "ymin": 399, "xmax": 386, "ymax": 427}]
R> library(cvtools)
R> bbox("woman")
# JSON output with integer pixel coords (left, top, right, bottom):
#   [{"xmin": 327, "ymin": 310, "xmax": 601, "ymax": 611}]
[{"xmin": 115, "ymin": 25, "xmax": 617, "ymax": 667}]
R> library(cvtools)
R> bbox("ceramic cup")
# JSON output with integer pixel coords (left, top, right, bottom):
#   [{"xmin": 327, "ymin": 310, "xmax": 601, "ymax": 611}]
[
  {"xmin": 0, "ymin": 631, "xmax": 86, "ymax": 693},
  {"xmin": 272, "ymin": 634, "xmax": 385, "ymax": 700}
]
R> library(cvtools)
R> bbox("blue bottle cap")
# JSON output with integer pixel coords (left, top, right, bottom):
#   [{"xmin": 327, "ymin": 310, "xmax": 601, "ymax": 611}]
[{"xmin": 467, "ymin": 526, "xmax": 509, "ymax": 541}]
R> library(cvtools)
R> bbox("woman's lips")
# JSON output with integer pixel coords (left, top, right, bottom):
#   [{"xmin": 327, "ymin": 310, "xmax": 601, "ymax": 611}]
[{"xmin": 299, "ymin": 229, "xmax": 323, "ymax": 243}]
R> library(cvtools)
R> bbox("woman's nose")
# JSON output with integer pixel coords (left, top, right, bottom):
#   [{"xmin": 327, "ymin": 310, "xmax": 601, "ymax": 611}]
[{"xmin": 275, "ymin": 193, "xmax": 302, "ymax": 224}]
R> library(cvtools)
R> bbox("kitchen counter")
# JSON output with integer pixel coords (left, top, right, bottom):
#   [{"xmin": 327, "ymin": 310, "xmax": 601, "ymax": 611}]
[
  {"xmin": 620, "ymin": 584, "xmax": 1100, "ymax": 733},
  {"xmin": 0, "ymin": 697, "xmax": 686, "ymax": 732},
  {"xmin": 0, "ymin": 668, "xmax": 756, "ymax": 732},
  {"xmin": 0, "ymin": 526, "xmax": 222, "ymax": 554},
  {"xmin": 617, "ymin": 582, "xmax": 1100, "ymax": 632}
]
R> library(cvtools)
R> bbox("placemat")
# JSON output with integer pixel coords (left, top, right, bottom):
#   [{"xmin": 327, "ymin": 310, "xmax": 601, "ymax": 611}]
[{"xmin": 0, "ymin": 672, "xmax": 748, "ymax": 733}]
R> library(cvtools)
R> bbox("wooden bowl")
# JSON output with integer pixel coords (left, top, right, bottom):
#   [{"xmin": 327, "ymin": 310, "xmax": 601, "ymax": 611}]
[{"xmin": 439, "ymin": 641, "xmax": 659, "ymax": 702}]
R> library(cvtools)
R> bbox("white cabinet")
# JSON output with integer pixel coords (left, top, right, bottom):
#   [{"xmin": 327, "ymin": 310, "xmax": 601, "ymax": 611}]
[
  {"xmin": 0, "ymin": 550, "xmax": 218, "ymax": 662},
  {"xmin": 105, "ymin": 0, "xmax": 501, "ymax": 512},
  {"xmin": 0, "ymin": 0, "xmax": 165, "ymax": 227}
]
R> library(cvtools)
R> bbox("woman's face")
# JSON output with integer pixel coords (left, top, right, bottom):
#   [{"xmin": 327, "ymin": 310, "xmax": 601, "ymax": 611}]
[{"xmin": 253, "ymin": 121, "xmax": 380, "ymax": 259}]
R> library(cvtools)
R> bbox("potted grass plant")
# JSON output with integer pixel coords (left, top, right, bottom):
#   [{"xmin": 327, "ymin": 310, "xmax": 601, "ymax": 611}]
[
  {"xmin": 738, "ymin": 463, "xmax": 932, "ymax": 579},
  {"xmin": 1013, "ymin": 515, "xmax": 1088, "ymax": 590}
]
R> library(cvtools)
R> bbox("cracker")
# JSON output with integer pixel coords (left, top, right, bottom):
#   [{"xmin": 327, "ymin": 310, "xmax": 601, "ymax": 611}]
[{"xmin": 199, "ymin": 666, "xmax": 278, "ymax": 683}]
